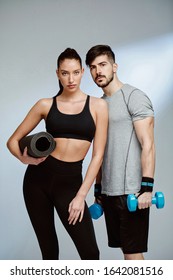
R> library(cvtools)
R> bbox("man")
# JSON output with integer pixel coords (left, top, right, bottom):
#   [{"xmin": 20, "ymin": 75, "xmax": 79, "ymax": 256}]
[{"xmin": 86, "ymin": 45, "xmax": 155, "ymax": 260}]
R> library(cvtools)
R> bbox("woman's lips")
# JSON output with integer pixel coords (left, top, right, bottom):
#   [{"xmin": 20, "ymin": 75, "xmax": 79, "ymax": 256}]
[{"xmin": 67, "ymin": 84, "xmax": 76, "ymax": 89}]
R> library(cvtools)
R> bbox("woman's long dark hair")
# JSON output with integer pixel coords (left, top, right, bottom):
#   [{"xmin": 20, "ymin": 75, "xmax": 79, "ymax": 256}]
[{"xmin": 56, "ymin": 48, "xmax": 82, "ymax": 96}]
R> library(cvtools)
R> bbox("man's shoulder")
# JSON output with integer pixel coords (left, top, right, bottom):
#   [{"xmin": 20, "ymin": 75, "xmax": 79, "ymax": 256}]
[
  {"xmin": 123, "ymin": 83, "xmax": 141, "ymax": 94},
  {"xmin": 123, "ymin": 84, "xmax": 149, "ymax": 101}
]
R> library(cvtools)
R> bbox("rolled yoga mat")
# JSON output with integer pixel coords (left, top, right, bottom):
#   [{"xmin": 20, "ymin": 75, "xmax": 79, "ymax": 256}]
[{"xmin": 19, "ymin": 132, "xmax": 56, "ymax": 158}]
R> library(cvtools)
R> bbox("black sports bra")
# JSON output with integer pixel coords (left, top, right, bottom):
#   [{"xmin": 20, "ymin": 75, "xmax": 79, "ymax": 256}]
[{"xmin": 45, "ymin": 95, "xmax": 96, "ymax": 142}]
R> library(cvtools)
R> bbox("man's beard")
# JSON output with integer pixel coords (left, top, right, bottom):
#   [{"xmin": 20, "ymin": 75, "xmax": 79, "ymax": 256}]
[{"xmin": 95, "ymin": 73, "xmax": 114, "ymax": 88}]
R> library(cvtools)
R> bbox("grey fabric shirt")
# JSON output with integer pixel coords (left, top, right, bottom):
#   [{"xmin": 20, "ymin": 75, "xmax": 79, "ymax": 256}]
[{"xmin": 101, "ymin": 84, "xmax": 154, "ymax": 196}]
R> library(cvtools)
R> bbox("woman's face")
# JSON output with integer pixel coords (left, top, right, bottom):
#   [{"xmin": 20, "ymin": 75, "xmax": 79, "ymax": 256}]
[{"xmin": 57, "ymin": 59, "xmax": 84, "ymax": 92}]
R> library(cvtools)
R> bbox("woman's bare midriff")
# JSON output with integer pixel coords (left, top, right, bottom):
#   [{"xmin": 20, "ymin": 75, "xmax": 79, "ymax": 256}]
[{"xmin": 50, "ymin": 138, "xmax": 91, "ymax": 162}]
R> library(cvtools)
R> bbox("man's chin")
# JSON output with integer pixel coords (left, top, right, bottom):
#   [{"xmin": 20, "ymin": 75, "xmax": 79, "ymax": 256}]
[
  {"xmin": 95, "ymin": 82, "xmax": 107, "ymax": 88},
  {"xmin": 98, "ymin": 83, "xmax": 108, "ymax": 88}
]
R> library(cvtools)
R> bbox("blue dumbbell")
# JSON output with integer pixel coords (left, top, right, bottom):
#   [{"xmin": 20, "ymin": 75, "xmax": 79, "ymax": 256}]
[
  {"xmin": 89, "ymin": 203, "xmax": 103, "ymax": 219},
  {"xmin": 127, "ymin": 192, "xmax": 165, "ymax": 212}
]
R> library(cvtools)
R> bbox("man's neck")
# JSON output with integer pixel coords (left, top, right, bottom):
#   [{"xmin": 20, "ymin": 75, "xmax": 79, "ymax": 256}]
[{"xmin": 103, "ymin": 78, "xmax": 124, "ymax": 97}]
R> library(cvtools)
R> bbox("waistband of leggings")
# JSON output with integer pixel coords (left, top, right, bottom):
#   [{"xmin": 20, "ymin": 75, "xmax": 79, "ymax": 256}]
[
  {"xmin": 48, "ymin": 155, "xmax": 83, "ymax": 165},
  {"xmin": 38, "ymin": 155, "xmax": 83, "ymax": 174}
]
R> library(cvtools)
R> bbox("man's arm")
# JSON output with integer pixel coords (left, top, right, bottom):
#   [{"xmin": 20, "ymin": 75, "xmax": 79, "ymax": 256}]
[{"xmin": 133, "ymin": 116, "xmax": 155, "ymax": 209}]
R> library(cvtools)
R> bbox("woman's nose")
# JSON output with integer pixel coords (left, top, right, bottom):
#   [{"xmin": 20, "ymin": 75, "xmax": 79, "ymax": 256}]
[{"xmin": 69, "ymin": 74, "xmax": 74, "ymax": 83}]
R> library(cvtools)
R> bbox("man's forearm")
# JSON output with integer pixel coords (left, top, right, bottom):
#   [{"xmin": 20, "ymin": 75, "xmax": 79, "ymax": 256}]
[{"xmin": 141, "ymin": 143, "xmax": 155, "ymax": 178}]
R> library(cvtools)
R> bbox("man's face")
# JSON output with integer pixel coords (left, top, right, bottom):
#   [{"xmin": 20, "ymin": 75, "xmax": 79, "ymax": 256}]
[{"xmin": 89, "ymin": 55, "xmax": 116, "ymax": 88}]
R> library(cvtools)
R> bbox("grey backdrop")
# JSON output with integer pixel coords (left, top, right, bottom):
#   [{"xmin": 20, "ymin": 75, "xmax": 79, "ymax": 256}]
[{"xmin": 0, "ymin": 0, "xmax": 173, "ymax": 260}]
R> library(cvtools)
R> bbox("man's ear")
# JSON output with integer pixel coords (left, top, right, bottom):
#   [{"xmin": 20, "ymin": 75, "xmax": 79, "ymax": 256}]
[{"xmin": 113, "ymin": 63, "xmax": 118, "ymax": 73}]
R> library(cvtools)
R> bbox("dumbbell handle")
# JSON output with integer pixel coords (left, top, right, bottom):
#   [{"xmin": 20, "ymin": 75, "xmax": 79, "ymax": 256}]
[{"xmin": 152, "ymin": 196, "xmax": 158, "ymax": 205}]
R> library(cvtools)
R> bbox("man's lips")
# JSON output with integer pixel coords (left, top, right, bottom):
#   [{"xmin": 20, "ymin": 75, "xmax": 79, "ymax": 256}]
[{"xmin": 95, "ymin": 75, "xmax": 105, "ymax": 82}]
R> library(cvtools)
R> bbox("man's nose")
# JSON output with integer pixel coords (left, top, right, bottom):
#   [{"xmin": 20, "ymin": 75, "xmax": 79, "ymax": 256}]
[{"xmin": 96, "ymin": 65, "xmax": 101, "ymax": 75}]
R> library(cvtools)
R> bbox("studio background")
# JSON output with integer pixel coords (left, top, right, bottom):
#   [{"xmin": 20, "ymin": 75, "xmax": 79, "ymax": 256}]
[{"xmin": 0, "ymin": 0, "xmax": 173, "ymax": 260}]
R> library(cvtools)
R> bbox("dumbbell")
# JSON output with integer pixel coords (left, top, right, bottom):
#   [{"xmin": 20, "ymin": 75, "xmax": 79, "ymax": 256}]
[
  {"xmin": 127, "ymin": 192, "xmax": 165, "ymax": 212},
  {"xmin": 89, "ymin": 203, "xmax": 103, "ymax": 220}
]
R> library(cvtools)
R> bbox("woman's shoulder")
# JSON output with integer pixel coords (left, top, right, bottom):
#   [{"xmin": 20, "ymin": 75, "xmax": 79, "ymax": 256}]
[
  {"xmin": 89, "ymin": 95, "xmax": 107, "ymax": 108},
  {"xmin": 35, "ymin": 97, "xmax": 53, "ymax": 107},
  {"xmin": 30, "ymin": 97, "xmax": 54, "ymax": 116}
]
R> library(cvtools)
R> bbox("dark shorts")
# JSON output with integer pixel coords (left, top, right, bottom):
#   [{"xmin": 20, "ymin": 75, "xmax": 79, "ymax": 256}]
[{"xmin": 102, "ymin": 195, "xmax": 150, "ymax": 254}]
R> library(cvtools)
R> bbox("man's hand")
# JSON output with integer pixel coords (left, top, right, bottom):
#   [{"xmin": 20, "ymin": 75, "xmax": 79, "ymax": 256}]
[{"xmin": 136, "ymin": 192, "xmax": 152, "ymax": 209}]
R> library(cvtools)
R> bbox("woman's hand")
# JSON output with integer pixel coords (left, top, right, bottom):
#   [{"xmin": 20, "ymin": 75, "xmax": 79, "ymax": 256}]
[
  {"xmin": 68, "ymin": 194, "xmax": 85, "ymax": 225},
  {"xmin": 20, "ymin": 147, "xmax": 47, "ymax": 165}
]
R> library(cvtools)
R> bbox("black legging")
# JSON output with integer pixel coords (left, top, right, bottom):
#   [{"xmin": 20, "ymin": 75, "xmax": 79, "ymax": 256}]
[{"xmin": 23, "ymin": 155, "xmax": 99, "ymax": 260}]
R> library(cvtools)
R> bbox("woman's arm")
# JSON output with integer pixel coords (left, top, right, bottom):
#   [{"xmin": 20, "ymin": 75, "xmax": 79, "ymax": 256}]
[
  {"xmin": 68, "ymin": 98, "xmax": 108, "ymax": 224},
  {"xmin": 6, "ymin": 99, "xmax": 49, "ymax": 165}
]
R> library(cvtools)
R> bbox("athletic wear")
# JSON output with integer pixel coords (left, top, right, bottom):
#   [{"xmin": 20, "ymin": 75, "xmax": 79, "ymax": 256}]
[
  {"xmin": 102, "ymin": 195, "xmax": 149, "ymax": 253},
  {"xmin": 101, "ymin": 83, "xmax": 154, "ymax": 254},
  {"xmin": 46, "ymin": 95, "xmax": 96, "ymax": 142},
  {"xmin": 23, "ymin": 155, "xmax": 99, "ymax": 260},
  {"xmin": 102, "ymin": 84, "xmax": 154, "ymax": 196}
]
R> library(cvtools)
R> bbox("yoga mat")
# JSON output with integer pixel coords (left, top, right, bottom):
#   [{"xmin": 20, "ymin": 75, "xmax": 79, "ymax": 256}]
[{"xmin": 19, "ymin": 132, "xmax": 56, "ymax": 158}]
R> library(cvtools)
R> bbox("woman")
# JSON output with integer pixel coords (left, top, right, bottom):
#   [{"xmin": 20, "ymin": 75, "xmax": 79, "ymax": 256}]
[{"xmin": 7, "ymin": 48, "xmax": 108, "ymax": 260}]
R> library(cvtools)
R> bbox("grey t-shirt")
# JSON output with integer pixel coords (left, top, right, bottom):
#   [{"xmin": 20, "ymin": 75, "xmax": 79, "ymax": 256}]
[{"xmin": 101, "ymin": 84, "xmax": 154, "ymax": 196}]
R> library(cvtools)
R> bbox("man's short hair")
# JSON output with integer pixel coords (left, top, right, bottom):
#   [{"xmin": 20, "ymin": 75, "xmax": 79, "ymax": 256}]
[{"xmin": 85, "ymin": 45, "xmax": 115, "ymax": 66}]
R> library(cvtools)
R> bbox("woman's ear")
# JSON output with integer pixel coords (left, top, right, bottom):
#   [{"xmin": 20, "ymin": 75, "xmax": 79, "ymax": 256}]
[{"xmin": 56, "ymin": 69, "xmax": 59, "ymax": 78}]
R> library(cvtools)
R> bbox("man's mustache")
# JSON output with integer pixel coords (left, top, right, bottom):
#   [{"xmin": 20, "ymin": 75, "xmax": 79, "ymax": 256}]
[{"xmin": 95, "ymin": 75, "xmax": 106, "ymax": 81}]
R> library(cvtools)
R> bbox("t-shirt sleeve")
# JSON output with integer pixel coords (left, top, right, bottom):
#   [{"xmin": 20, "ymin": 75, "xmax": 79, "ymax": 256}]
[{"xmin": 128, "ymin": 89, "xmax": 154, "ymax": 122}]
